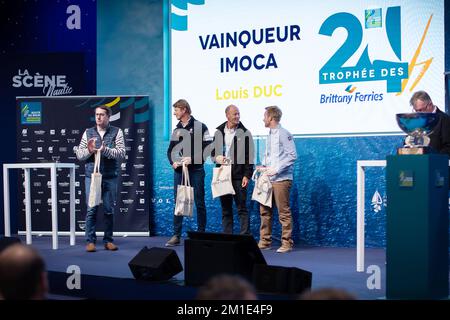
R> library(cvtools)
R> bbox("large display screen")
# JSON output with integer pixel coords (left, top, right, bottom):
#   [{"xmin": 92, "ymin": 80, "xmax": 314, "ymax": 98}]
[{"xmin": 171, "ymin": 0, "xmax": 445, "ymax": 136}]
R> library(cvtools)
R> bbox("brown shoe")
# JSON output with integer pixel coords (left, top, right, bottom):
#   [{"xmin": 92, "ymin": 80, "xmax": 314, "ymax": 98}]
[
  {"xmin": 86, "ymin": 243, "xmax": 96, "ymax": 252},
  {"xmin": 165, "ymin": 235, "xmax": 180, "ymax": 247},
  {"xmin": 104, "ymin": 242, "xmax": 118, "ymax": 251}
]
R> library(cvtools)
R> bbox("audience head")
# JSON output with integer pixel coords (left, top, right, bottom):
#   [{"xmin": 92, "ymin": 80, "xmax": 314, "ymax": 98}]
[
  {"xmin": 196, "ymin": 274, "xmax": 257, "ymax": 300},
  {"xmin": 298, "ymin": 287, "xmax": 357, "ymax": 300},
  {"xmin": 0, "ymin": 244, "xmax": 48, "ymax": 300}
]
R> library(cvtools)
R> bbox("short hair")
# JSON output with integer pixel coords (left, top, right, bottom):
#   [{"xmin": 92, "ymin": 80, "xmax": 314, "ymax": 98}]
[
  {"xmin": 265, "ymin": 106, "xmax": 282, "ymax": 122},
  {"xmin": 0, "ymin": 244, "xmax": 46, "ymax": 300},
  {"xmin": 95, "ymin": 105, "xmax": 112, "ymax": 117},
  {"xmin": 173, "ymin": 99, "xmax": 191, "ymax": 115},
  {"xmin": 225, "ymin": 104, "xmax": 238, "ymax": 115},
  {"xmin": 196, "ymin": 274, "xmax": 257, "ymax": 300},
  {"xmin": 410, "ymin": 91, "xmax": 432, "ymax": 107}
]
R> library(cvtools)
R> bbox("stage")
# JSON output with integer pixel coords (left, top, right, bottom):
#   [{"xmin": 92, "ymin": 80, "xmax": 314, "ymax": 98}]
[{"xmin": 23, "ymin": 235, "xmax": 388, "ymax": 300}]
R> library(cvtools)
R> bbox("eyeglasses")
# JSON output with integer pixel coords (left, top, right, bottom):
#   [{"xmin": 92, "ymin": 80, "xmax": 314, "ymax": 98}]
[{"xmin": 412, "ymin": 102, "xmax": 433, "ymax": 113}]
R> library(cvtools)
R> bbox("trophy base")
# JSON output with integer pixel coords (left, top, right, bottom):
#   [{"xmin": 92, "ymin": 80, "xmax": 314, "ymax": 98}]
[{"xmin": 397, "ymin": 147, "xmax": 433, "ymax": 155}]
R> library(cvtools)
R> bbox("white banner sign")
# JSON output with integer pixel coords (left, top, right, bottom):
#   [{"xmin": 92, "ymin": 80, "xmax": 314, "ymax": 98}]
[{"xmin": 171, "ymin": 0, "xmax": 444, "ymax": 136}]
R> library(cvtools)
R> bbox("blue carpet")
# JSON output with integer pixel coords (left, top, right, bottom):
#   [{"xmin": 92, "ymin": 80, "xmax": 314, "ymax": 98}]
[{"xmin": 21, "ymin": 235, "xmax": 392, "ymax": 299}]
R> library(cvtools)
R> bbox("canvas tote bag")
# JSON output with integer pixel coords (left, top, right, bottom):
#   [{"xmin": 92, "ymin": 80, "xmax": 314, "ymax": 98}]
[
  {"xmin": 251, "ymin": 169, "xmax": 273, "ymax": 207},
  {"xmin": 88, "ymin": 150, "xmax": 102, "ymax": 207},
  {"xmin": 174, "ymin": 163, "xmax": 194, "ymax": 217},
  {"xmin": 211, "ymin": 164, "xmax": 235, "ymax": 198}
]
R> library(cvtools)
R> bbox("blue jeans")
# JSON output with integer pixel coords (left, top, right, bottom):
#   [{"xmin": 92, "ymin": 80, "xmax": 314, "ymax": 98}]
[
  {"xmin": 173, "ymin": 167, "xmax": 206, "ymax": 237},
  {"xmin": 85, "ymin": 176, "xmax": 118, "ymax": 244}
]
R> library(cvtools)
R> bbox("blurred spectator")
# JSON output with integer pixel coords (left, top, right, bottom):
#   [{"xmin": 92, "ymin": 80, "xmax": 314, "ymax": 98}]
[
  {"xmin": 197, "ymin": 274, "xmax": 257, "ymax": 300},
  {"xmin": 0, "ymin": 244, "xmax": 48, "ymax": 300},
  {"xmin": 0, "ymin": 236, "xmax": 21, "ymax": 253},
  {"xmin": 299, "ymin": 287, "xmax": 356, "ymax": 300}
]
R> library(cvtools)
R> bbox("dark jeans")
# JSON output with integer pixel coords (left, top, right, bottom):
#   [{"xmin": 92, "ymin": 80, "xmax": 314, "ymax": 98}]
[
  {"xmin": 220, "ymin": 179, "xmax": 250, "ymax": 235},
  {"xmin": 173, "ymin": 167, "xmax": 206, "ymax": 237},
  {"xmin": 85, "ymin": 176, "xmax": 117, "ymax": 244}
]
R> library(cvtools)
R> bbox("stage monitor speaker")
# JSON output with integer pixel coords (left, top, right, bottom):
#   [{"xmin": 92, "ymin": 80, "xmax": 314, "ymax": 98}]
[
  {"xmin": 184, "ymin": 231, "xmax": 267, "ymax": 286},
  {"xmin": 0, "ymin": 236, "xmax": 21, "ymax": 253},
  {"xmin": 252, "ymin": 264, "xmax": 312, "ymax": 295},
  {"xmin": 128, "ymin": 246, "xmax": 183, "ymax": 281}
]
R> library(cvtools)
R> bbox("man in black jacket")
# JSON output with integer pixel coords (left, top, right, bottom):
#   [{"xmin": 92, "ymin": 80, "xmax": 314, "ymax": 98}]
[
  {"xmin": 212, "ymin": 105, "xmax": 254, "ymax": 234},
  {"xmin": 166, "ymin": 99, "xmax": 212, "ymax": 246},
  {"xmin": 410, "ymin": 91, "xmax": 450, "ymax": 155},
  {"xmin": 410, "ymin": 91, "xmax": 450, "ymax": 187}
]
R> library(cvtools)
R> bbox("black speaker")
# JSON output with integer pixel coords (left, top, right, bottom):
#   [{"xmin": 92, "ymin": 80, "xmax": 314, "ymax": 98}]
[
  {"xmin": 128, "ymin": 247, "xmax": 183, "ymax": 281},
  {"xmin": 184, "ymin": 231, "xmax": 267, "ymax": 286},
  {"xmin": 252, "ymin": 264, "xmax": 312, "ymax": 295},
  {"xmin": 0, "ymin": 236, "xmax": 21, "ymax": 253}
]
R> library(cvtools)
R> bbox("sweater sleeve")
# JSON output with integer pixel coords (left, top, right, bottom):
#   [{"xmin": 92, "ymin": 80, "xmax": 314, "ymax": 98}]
[
  {"xmin": 75, "ymin": 130, "xmax": 92, "ymax": 161},
  {"xmin": 102, "ymin": 129, "xmax": 126, "ymax": 160}
]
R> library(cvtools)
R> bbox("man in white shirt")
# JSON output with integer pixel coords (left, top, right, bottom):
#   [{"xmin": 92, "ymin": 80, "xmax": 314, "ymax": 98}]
[{"xmin": 258, "ymin": 106, "xmax": 297, "ymax": 253}]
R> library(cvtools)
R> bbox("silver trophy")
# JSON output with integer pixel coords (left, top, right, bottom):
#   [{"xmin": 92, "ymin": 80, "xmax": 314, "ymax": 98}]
[{"xmin": 396, "ymin": 113, "xmax": 439, "ymax": 154}]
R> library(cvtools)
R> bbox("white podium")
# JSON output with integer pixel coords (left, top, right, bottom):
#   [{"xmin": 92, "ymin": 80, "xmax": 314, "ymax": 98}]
[
  {"xmin": 3, "ymin": 163, "xmax": 76, "ymax": 249},
  {"xmin": 356, "ymin": 160, "xmax": 386, "ymax": 272}
]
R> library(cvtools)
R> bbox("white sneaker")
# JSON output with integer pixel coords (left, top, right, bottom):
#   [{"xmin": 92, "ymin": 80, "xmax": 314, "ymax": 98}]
[{"xmin": 276, "ymin": 245, "xmax": 292, "ymax": 253}]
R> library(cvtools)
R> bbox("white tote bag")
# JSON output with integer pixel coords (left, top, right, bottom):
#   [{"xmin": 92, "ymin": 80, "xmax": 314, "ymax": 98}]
[
  {"xmin": 174, "ymin": 163, "xmax": 194, "ymax": 217},
  {"xmin": 88, "ymin": 150, "xmax": 102, "ymax": 208},
  {"xmin": 251, "ymin": 170, "xmax": 273, "ymax": 207},
  {"xmin": 211, "ymin": 164, "xmax": 235, "ymax": 198}
]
